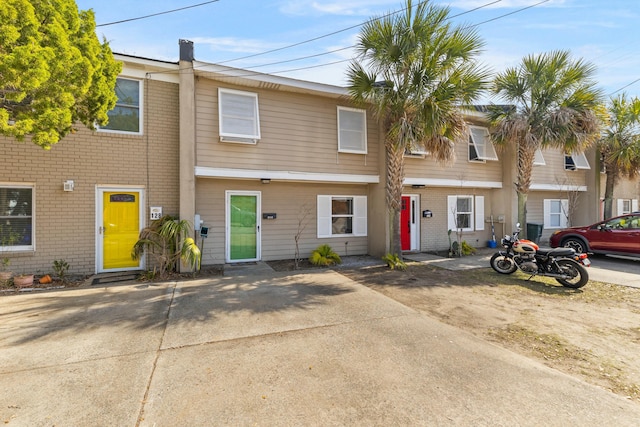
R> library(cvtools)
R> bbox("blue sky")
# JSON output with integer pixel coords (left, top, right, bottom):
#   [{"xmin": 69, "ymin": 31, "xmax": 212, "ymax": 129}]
[{"xmin": 76, "ymin": 0, "xmax": 640, "ymax": 102}]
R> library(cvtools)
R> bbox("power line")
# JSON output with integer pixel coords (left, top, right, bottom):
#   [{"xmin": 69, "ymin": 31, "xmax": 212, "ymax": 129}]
[
  {"xmin": 96, "ymin": 0, "xmax": 220, "ymax": 27},
  {"xmin": 610, "ymin": 77, "xmax": 640, "ymax": 96},
  {"xmin": 467, "ymin": 0, "xmax": 549, "ymax": 28},
  {"xmin": 218, "ymin": 0, "xmax": 503, "ymax": 65},
  {"xmin": 192, "ymin": 0, "xmax": 548, "ymax": 79},
  {"xmin": 146, "ymin": 0, "xmax": 547, "ymax": 82}
]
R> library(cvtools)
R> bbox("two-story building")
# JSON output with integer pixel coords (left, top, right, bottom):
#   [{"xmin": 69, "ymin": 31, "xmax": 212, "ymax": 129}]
[
  {"xmin": 176, "ymin": 40, "xmax": 384, "ymax": 265},
  {"xmin": 1, "ymin": 55, "xmax": 180, "ymax": 277},
  {"xmin": 3, "ymin": 40, "xmax": 638, "ymax": 277}
]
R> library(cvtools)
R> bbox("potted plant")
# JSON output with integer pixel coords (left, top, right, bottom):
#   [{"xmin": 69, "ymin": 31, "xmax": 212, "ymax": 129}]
[{"xmin": 13, "ymin": 273, "xmax": 34, "ymax": 288}]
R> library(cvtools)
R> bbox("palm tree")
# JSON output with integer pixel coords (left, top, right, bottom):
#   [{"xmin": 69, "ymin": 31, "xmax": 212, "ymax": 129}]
[
  {"xmin": 488, "ymin": 50, "xmax": 605, "ymax": 232},
  {"xmin": 347, "ymin": 0, "xmax": 489, "ymax": 256},
  {"xmin": 131, "ymin": 215, "xmax": 201, "ymax": 277},
  {"xmin": 599, "ymin": 94, "xmax": 640, "ymax": 219}
]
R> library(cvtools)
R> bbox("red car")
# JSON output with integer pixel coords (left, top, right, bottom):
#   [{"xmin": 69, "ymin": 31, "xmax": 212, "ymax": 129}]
[{"xmin": 549, "ymin": 213, "xmax": 640, "ymax": 257}]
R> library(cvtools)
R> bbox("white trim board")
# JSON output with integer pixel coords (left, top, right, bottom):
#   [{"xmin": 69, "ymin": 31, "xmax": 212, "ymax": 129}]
[
  {"xmin": 195, "ymin": 167, "xmax": 379, "ymax": 184},
  {"xmin": 404, "ymin": 178, "xmax": 502, "ymax": 189}
]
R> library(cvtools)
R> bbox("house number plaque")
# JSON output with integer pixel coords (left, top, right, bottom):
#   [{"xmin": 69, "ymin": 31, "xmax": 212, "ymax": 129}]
[{"xmin": 150, "ymin": 206, "xmax": 162, "ymax": 220}]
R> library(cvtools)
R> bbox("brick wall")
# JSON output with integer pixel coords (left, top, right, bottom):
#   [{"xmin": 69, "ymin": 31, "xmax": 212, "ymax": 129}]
[{"xmin": 0, "ymin": 79, "xmax": 180, "ymax": 276}]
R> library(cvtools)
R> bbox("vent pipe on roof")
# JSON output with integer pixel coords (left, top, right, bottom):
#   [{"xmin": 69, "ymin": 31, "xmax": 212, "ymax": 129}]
[{"xmin": 179, "ymin": 39, "xmax": 194, "ymax": 62}]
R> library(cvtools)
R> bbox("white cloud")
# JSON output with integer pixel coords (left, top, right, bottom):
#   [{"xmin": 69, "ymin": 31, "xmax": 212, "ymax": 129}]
[
  {"xmin": 442, "ymin": 0, "xmax": 567, "ymax": 9},
  {"xmin": 190, "ymin": 37, "xmax": 283, "ymax": 54},
  {"xmin": 279, "ymin": 0, "xmax": 397, "ymax": 16}
]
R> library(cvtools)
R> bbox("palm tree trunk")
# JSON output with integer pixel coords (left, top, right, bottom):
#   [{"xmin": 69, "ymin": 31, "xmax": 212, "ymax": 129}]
[
  {"xmin": 603, "ymin": 169, "xmax": 617, "ymax": 219},
  {"xmin": 386, "ymin": 141, "xmax": 405, "ymax": 256},
  {"xmin": 517, "ymin": 192, "xmax": 528, "ymax": 233},
  {"xmin": 515, "ymin": 142, "xmax": 535, "ymax": 235}
]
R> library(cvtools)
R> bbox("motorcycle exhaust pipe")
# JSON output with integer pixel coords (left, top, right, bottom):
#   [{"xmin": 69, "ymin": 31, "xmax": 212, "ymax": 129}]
[{"xmin": 540, "ymin": 273, "xmax": 574, "ymax": 279}]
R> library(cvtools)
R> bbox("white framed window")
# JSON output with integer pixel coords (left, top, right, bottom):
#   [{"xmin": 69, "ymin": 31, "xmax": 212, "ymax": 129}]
[
  {"xmin": 447, "ymin": 195, "xmax": 484, "ymax": 232},
  {"xmin": 337, "ymin": 107, "xmax": 367, "ymax": 154},
  {"xmin": 544, "ymin": 199, "xmax": 568, "ymax": 229},
  {"xmin": 0, "ymin": 184, "xmax": 35, "ymax": 251},
  {"xmin": 100, "ymin": 77, "xmax": 142, "ymax": 134},
  {"xmin": 564, "ymin": 152, "xmax": 590, "ymax": 170},
  {"xmin": 533, "ymin": 148, "xmax": 546, "ymax": 166},
  {"xmin": 218, "ymin": 88, "xmax": 261, "ymax": 143},
  {"xmin": 405, "ymin": 142, "xmax": 429, "ymax": 157},
  {"xmin": 617, "ymin": 199, "xmax": 638, "ymax": 215},
  {"xmin": 468, "ymin": 126, "xmax": 498, "ymax": 162},
  {"xmin": 317, "ymin": 195, "xmax": 367, "ymax": 238}
]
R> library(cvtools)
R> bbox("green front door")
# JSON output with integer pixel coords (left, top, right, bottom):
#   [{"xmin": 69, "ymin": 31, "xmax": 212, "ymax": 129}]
[{"xmin": 227, "ymin": 192, "xmax": 260, "ymax": 262}]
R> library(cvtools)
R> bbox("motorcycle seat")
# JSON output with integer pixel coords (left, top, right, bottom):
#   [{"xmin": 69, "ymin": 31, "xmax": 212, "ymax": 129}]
[{"xmin": 537, "ymin": 247, "xmax": 576, "ymax": 257}]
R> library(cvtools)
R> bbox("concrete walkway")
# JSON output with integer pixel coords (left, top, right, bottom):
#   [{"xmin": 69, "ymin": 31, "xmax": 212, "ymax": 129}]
[{"xmin": 2, "ymin": 267, "xmax": 640, "ymax": 426}]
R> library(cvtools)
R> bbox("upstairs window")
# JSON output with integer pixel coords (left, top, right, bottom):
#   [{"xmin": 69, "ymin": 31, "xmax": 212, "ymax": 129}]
[
  {"xmin": 533, "ymin": 148, "xmax": 546, "ymax": 166},
  {"xmin": 219, "ymin": 88, "xmax": 261, "ymax": 143},
  {"xmin": 338, "ymin": 107, "xmax": 367, "ymax": 154},
  {"xmin": 100, "ymin": 78, "xmax": 142, "ymax": 134},
  {"xmin": 405, "ymin": 142, "xmax": 429, "ymax": 157},
  {"xmin": 0, "ymin": 185, "xmax": 34, "ymax": 251},
  {"xmin": 468, "ymin": 126, "xmax": 498, "ymax": 162},
  {"xmin": 564, "ymin": 152, "xmax": 590, "ymax": 170}
]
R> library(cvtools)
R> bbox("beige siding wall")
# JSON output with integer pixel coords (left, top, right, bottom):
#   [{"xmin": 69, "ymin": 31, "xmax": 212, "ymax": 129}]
[
  {"xmin": 194, "ymin": 80, "xmax": 380, "ymax": 176},
  {"xmin": 526, "ymin": 190, "xmax": 591, "ymax": 243},
  {"xmin": 604, "ymin": 176, "xmax": 640, "ymax": 207},
  {"xmin": 195, "ymin": 179, "xmax": 371, "ymax": 264},
  {"xmin": 531, "ymin": 148, "xmax": 589, "ymax": 188},
  {"xmin": 404, "ymin": 137, "xmax": 503, "ymax": 183},
  {"xmin": 0, "ymin": 79, "xmax": 180, "ymax": 275},
  {"xmin": 407, "ymin": 187, "xmax": 498, "ymax": 253}
]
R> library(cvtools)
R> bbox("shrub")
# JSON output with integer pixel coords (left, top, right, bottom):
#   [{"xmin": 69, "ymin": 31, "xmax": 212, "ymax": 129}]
[
  {"xmin": 52, "ymin": 259, "xmax": 70, "ymax": 283},
  {"xmin": 460, "ymin": 241, "xmax": 477, "ymax": 256},
  {"xmin": 309, "ymin": 244, "xmax": 342, "ymax": 266},
  {"xmin": 382, "ymin": 253, "xmax": 407, "ymax": 271},
  {"xmin": 131, "ymin": 215, "xmax": 201, "ymax": 276}
]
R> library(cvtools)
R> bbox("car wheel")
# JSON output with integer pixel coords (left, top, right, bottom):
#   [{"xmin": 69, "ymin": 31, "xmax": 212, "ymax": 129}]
[{"xmin": 563, "ymin": 237, "xmax": 587, "ymax": 254}]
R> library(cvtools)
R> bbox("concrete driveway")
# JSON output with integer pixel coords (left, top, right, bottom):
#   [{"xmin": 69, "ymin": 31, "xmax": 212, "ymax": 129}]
[{"xmin": 2, "ymin": 269, "xmax": 640, "ymax": 426}]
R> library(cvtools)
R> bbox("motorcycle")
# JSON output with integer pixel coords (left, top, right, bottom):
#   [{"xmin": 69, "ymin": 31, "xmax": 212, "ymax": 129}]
[{"xmin": 490, "ymin": 223, "xmax": 590, "ymax": 289}]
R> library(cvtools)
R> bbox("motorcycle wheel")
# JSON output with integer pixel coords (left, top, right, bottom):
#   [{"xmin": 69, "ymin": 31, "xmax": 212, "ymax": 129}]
[
  {"xmin": 555, "ymin": 259, "xmax": 588, "ymax": 289},
  {"xmin": 490, "ymin": 253, "xmax": 517, "ymax": 274}
]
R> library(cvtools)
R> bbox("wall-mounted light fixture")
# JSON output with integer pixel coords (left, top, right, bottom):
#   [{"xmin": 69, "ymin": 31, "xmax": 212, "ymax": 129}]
[
  {"xmin": 261, "ymin": 178, "xmax": 271, "ymax": 184},
  {"xmin": 63, "ymin": 180, "xmax": 75, "ymax": 192}
]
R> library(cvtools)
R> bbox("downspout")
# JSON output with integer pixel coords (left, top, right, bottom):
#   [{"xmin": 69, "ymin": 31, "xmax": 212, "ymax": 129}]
[{"xmin": 178, "ymin": 39, "xmax": 196, "ymax": 272}]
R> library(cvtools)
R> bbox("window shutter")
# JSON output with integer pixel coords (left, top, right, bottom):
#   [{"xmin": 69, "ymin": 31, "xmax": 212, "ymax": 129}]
[
  {"xmin": 338, "ymin": 108, "xmax": 367, "ymax": 153},
  {"xmin": 475, "ymin": 196, "xmax": 484, "ymax": 231},
  {"xmin": 633, "ymin": 199, "xmax": 638, "ymax": 212},
  {"xmin": 469, "ymin": 127, "xmax": 498, "ymax": 161},
  {"xmin": 617, "ymin": 199, "xmax": 625, "ymax": 216},
  {"xmin": 561, "ymin": 199, "xmax": 569, "ymax": 228},
  {"xmin": 353, "ymin": 196, "xmax": 368, "ymax": 236},
  {"xmin": 543, "ymin": 199, "xmax": 551, "ymax": 228},
  {"xmin": 447, "ymin": 196, "xmax": 457, "ymax": 231},
  {"xmin": 317, "ymin": 196, "xmax": 332, "ymax": 238},
  {"xmin": 219, "ymin": 89, "xmax": 260, "ymax": 139}
]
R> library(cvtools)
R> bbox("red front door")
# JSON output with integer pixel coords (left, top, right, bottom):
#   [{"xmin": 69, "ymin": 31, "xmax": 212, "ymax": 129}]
[{"xmin": 401, "ymin": 196, "xmax": 410, "ymax": 250}]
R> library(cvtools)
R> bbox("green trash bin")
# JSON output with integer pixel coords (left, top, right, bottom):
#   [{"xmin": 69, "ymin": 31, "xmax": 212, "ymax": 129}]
[{"xmin": 526, "ymin": 223, "xmax": 544, "ymax": 244}]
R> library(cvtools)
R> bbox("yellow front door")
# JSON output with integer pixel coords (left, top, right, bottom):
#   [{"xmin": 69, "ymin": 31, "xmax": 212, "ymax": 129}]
[{"xmin": 103, "ymin": 191, "xmax": 140, "ymax": 270}]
